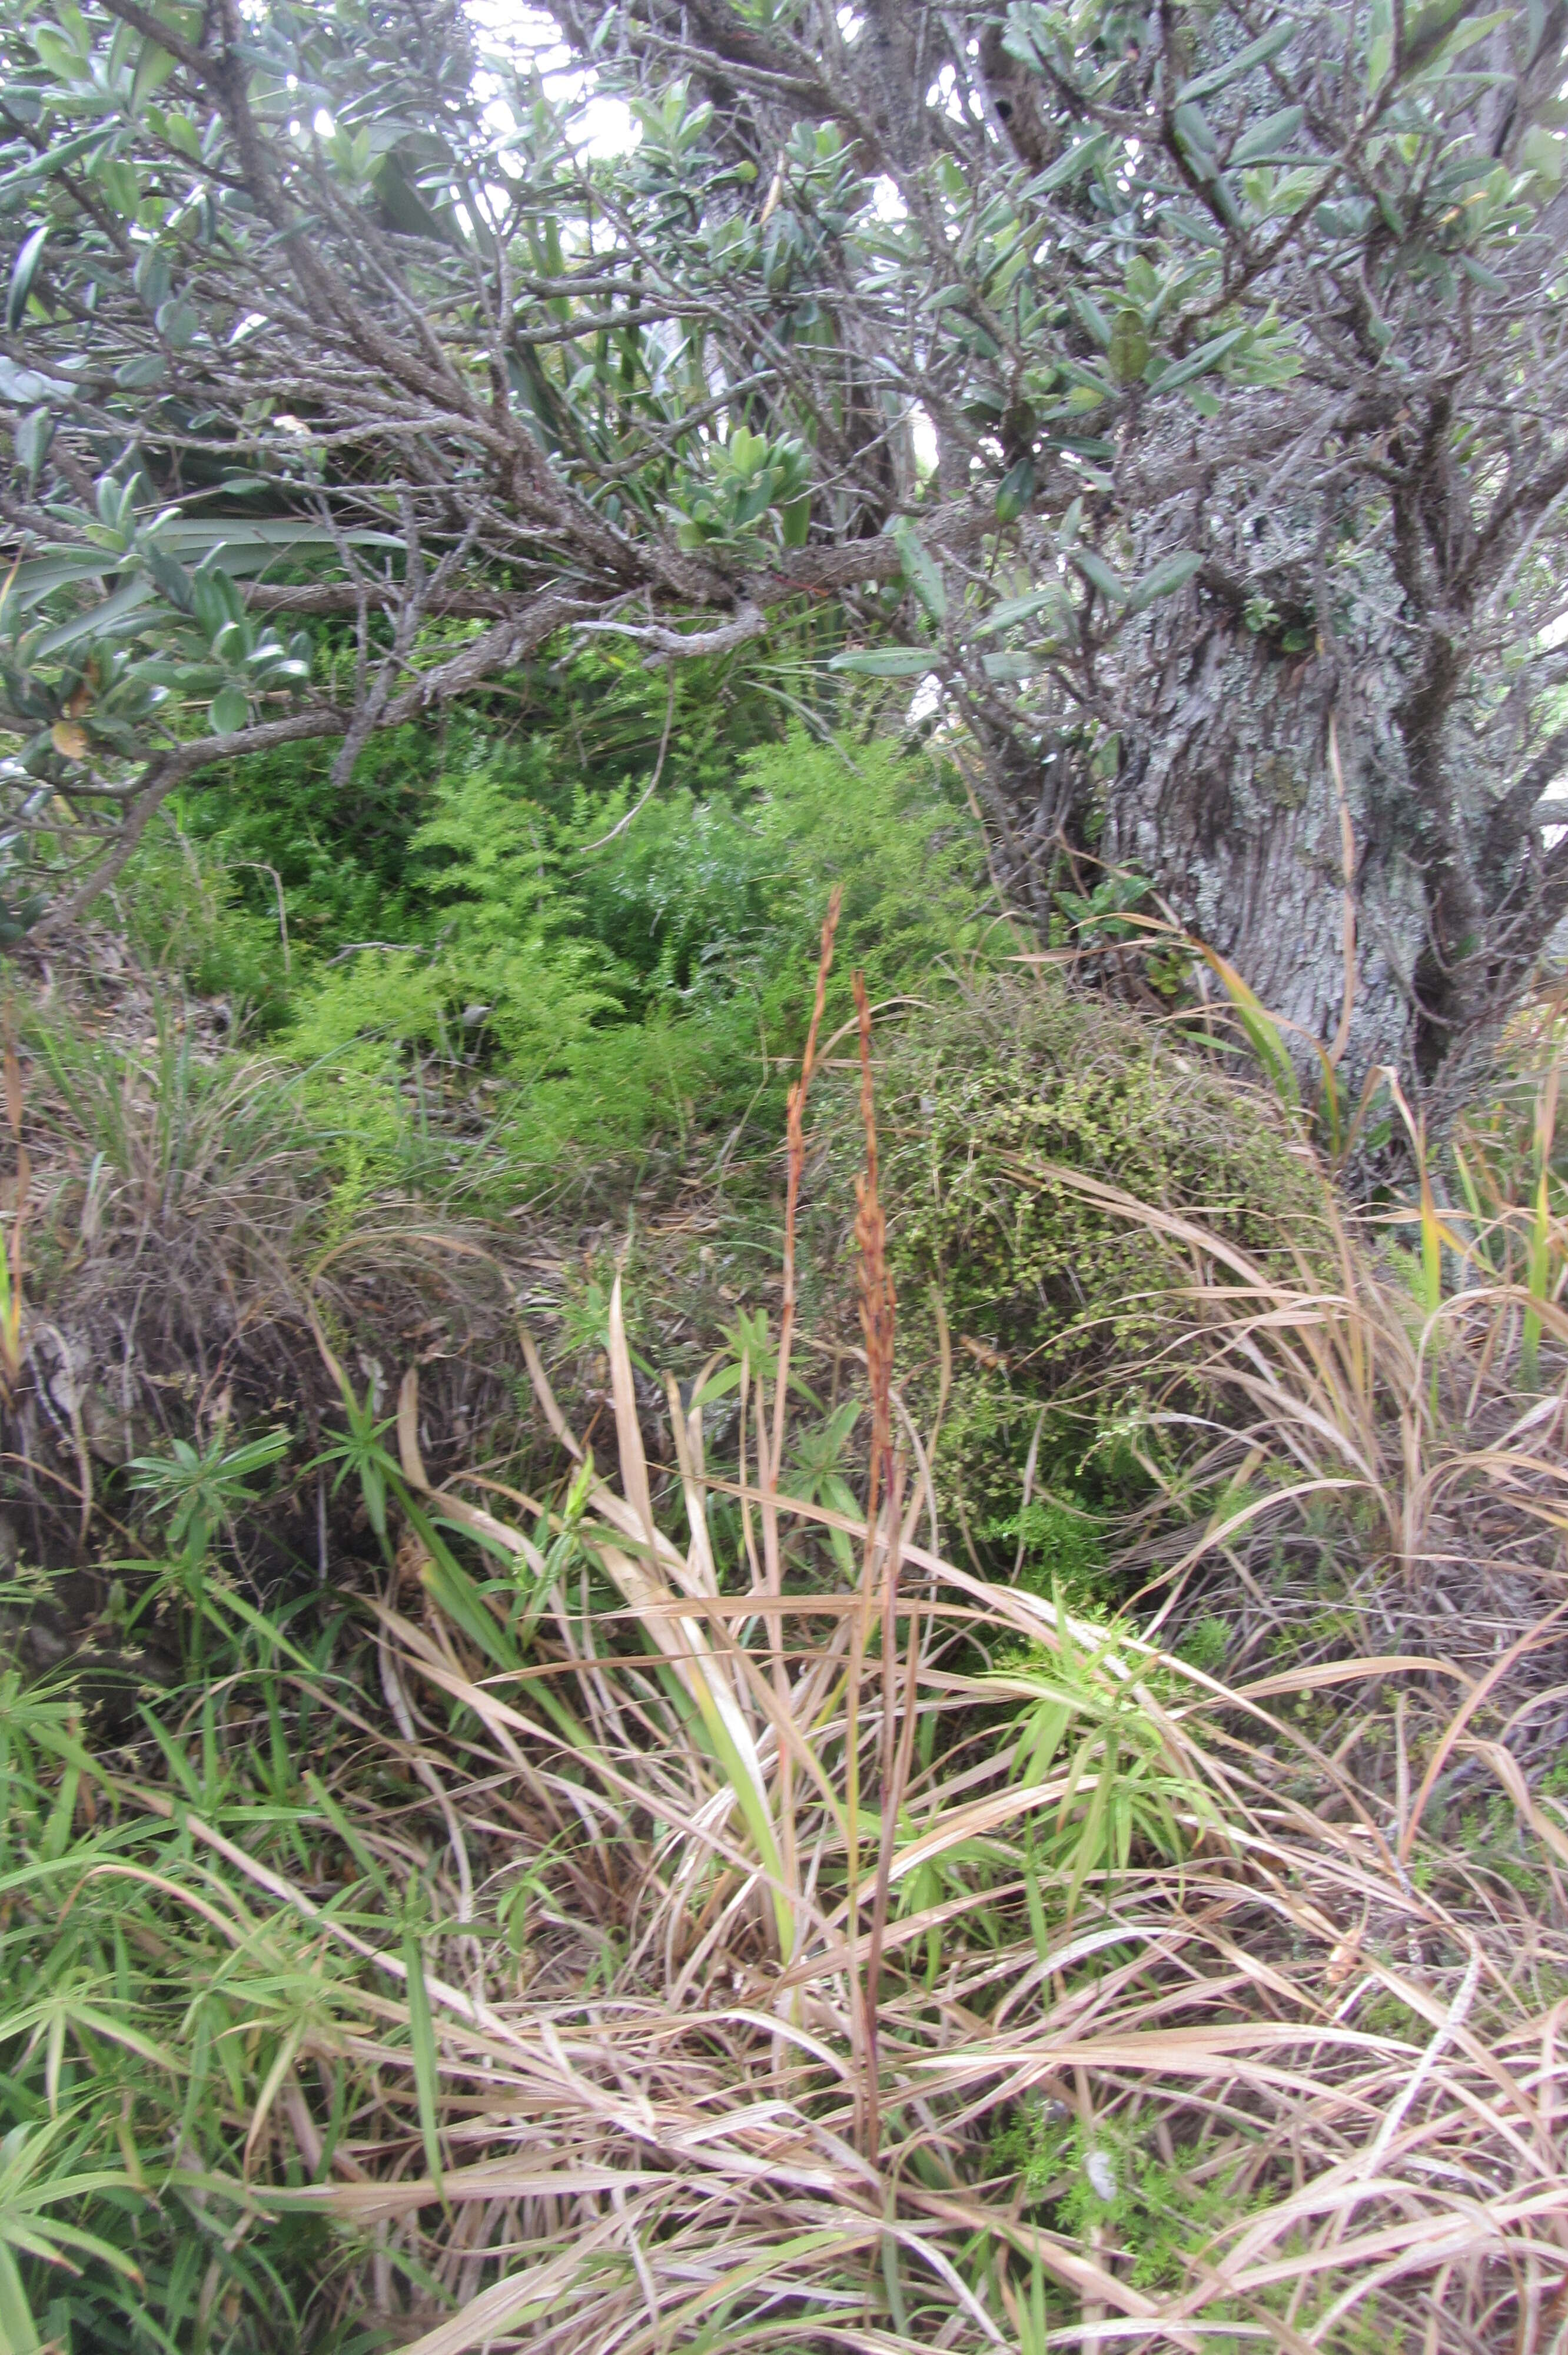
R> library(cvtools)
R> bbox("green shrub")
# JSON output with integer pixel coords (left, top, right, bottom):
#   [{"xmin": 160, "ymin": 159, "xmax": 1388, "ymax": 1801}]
[
  {"xmin": 172, "ymin": 641, "xmax": 789, "ymax": 973},
  {"xmin": 271, "ymin": 725, "xmax": 986, "ymax": 1202},
  {"xmin": 990, "ymin": 2101, "xmax": 1266, "ymax": 2328},
  {"xmin": 173, "ymin": 719, "xmax": 430, "ymax": 954},
  {"xmin": 115, "ymin": 820, "xmax": 295, "ymax": 1024}
]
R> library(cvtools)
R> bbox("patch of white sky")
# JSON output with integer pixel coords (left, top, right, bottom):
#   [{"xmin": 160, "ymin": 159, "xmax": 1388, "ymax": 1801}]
[
  {"xmin": 291, "ymin": 2, "xmax": 942, "ymax": 485},
  {"xmin": 294, "ymin": 8, "xmax": 639, "ymax": 158},
  {"xmin": 906, "ymin": 673, "xmax": 944, "ymax": 725},
  {"xmin": 465, "ymin": 2, "xmax": 637, "ymax": 160}
]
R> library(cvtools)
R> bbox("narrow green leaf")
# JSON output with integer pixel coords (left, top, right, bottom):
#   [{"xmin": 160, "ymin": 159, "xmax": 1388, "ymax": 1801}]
[
  {"xmin": 1149, "ymin": 322, "xmax": 1251, "ymax": 394},
  {"xmin": 881, "ymin": 2221, "xmax": 910, "ymax": 2336},
  {"xmin": 1405, "ymin": 0, "xmax": 1510, "ymax": 74},
  {"xmin": 164, "ymin": 111, "xmax": 202, "ymax": 161},
  {"xmin": 134, "ymin": 244, "xmax": 172, "ymax": 311},
  {"xmin": 1232, "ymin": 105, "xmax": 1306, "ymax": 165},
  {"xmin": 6, "ymin": 226, "xmax": 49, "ymax": 333},
  {"xmin": 1174, "ymin": 103, "xmax": 1219, "ymax": 165},
  {"xmin": 1026, "ymin": 130, "xmax": 1112, "ymax": 196},
  {"xmin": 0, "ymin": 2243, "xmax": 39, "ymax": 2353},
  {"xmin": 404, "ymin": 1523, "xmax": 513, "ymax": 1670},
  {"xmin": 1107, "ymin": 308, "xmax": 1150, "ymax": 385},
  {"xmin": 1457, "ymin": 253, "xmax": 1506, "ymax": 294},
  {"xmin": 401, "ymin": 1933, "xmax": 444, "ymax": 2201},
  {"xmin": 115, "ymin": 353, "xmax": 168, "ymax": 390},
  {"xmin": 1167, "ymin": 207, "xmax": 1228, "ymax": 250},
  {"xmin": 1177, "ymin": 21, "xmax": 1294, "ymax": 103},
  {"xmin": 142, "ymin": 537, "xmax": 195, "ymax": 613},
  {"xmin": 1066, "ymin": 1756, "xmax": 1111, "ymax": 1915},
  {"xmin": 13, "ymin": 406, "xmax": 52, "ymax": 487},
  {"xmin": 155, "ymin": 296, "xmax": 198, "ymax": 349},
  {"xmin": 32, "ymin": 573, "xmax": 155, "ymax": 658},
  {"xmin": 1520, "ymin": 125, "xmax": 1566, "ymax": 188},
  {"xmin": 994, "ymin": 456, "xmax": 1035, "ymax": 523},
  {"xmin": 1021, "ymin": 1830, "xmax": 1049, "ymax": 1961},
  {"xmin": 1201, "ymin": 947, "xmax": 1300, "ymax": 1109},
  {"xmin": 131, "ymin": 35, "xmax": 178, "ymax": 111},
  {"xmin": 0, "ymin": 126, "xmax": 108, "ymax": 200},
  {"xmin": 1127, "ymin": 550, "xmax": 1204, "ymax": 612},
  {"xmin": 1074, "ymin": 549, "xmax": 1125, "ymax": 603},
  {"xmin": 975, "ymin": 586, "xmax": 1064, "ymax": 638},
  {"xmin": 893, "ymin": 519, "xmax": 946, "ymax": 621},
  {"xmin": 1067, "ymin": 288, "xmax": 1111, "ymax": 349},
  {"xmin": 0, "ymin": 357, "xmax": 71, "ymax": 410},
  {"xmin": 828, "ymin": 648, "xmax": 934, "ymax": 678}
]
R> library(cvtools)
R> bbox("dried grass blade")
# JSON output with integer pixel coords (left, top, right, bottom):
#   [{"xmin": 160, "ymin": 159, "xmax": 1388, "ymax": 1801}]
[
  {"xmin": 518, "ymin": 1315, "xmax": 584, "ymax": 1460},
  {"xmin": 608, "ymin": 1271, "xmax": 656, "ymax": 1556},
  {"xmin": 391, "ymin": 2215, "xmax": 632, "ymax": 2355},
  {"xmin": 397, "ymin": 1364, "xmax": 431, "ymax": 1491}
]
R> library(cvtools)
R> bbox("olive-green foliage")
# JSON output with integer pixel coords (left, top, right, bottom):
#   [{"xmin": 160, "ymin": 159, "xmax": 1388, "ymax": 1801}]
[
  {"xmin": 489, "ymin": 726, "xmax": 985, "ymax": 1187},
  {"xmin": 871, "ymin": 979, "xmax": 1324, "ymax": 1551},
  {"xmin": 176, "ymin": 718, "xmax": 429, "ymax": 959},
  {"xmin": 984, "ymin": 1495, "xmax": 1111, "ymax": 1616}
]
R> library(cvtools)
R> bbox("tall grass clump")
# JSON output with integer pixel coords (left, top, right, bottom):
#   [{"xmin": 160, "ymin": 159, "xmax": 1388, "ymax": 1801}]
[{"xmin": 1, "ymin": 979, "xmax": 547, "ymax": 1598}]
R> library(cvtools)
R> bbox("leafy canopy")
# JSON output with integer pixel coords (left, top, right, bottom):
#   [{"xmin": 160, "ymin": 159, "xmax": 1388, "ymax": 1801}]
[{"xmin": 0, "ymin": 0, "xmax": 1564, "ymax": 1071}]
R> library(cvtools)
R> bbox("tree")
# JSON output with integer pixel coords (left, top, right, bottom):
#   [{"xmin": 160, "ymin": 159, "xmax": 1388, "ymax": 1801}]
[{"xmin": 2, "ymin": 0, "xmax": 1565, "ymax": 1097}]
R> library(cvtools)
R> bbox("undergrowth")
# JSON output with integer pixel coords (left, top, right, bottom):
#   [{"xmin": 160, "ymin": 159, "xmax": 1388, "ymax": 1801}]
[
  {"xmin": 4, "ymin": 664, "xmax": 1568, "ymax": 2349},
  {"xmin": 2, "ymin": 884, "xmax": 1566, "ymax": 2352},
  {"xmin": 142, "ymin": 687, "xmax": 988, "ymax": 1206}
]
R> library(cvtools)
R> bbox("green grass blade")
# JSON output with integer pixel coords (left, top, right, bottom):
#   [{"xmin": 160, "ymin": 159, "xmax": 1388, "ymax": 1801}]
[
  {"xmin": 0, "ymin": 2244, "xmax": 39, "ymax": 2354},
  {"xmin": 401, "ymin": 1932, "xmax": 445, "ymax": 2205}
]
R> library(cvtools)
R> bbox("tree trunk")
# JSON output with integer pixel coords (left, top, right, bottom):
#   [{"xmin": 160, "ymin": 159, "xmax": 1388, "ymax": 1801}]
[{"xmin": 1102, "ymin": 619, "xmax": 1424, "ymax": 1083}]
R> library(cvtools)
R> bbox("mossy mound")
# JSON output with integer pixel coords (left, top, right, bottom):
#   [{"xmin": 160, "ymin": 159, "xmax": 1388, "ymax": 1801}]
[{"xmin": 855, "ymin": 977, "xmax": 1328, "ymax": 1583}]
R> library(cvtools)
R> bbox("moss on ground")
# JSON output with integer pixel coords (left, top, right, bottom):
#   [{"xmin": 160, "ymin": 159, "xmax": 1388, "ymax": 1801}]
[{"xmin": 835, "ymin": 977, "xmax": 1328, "ymax": 1569}]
